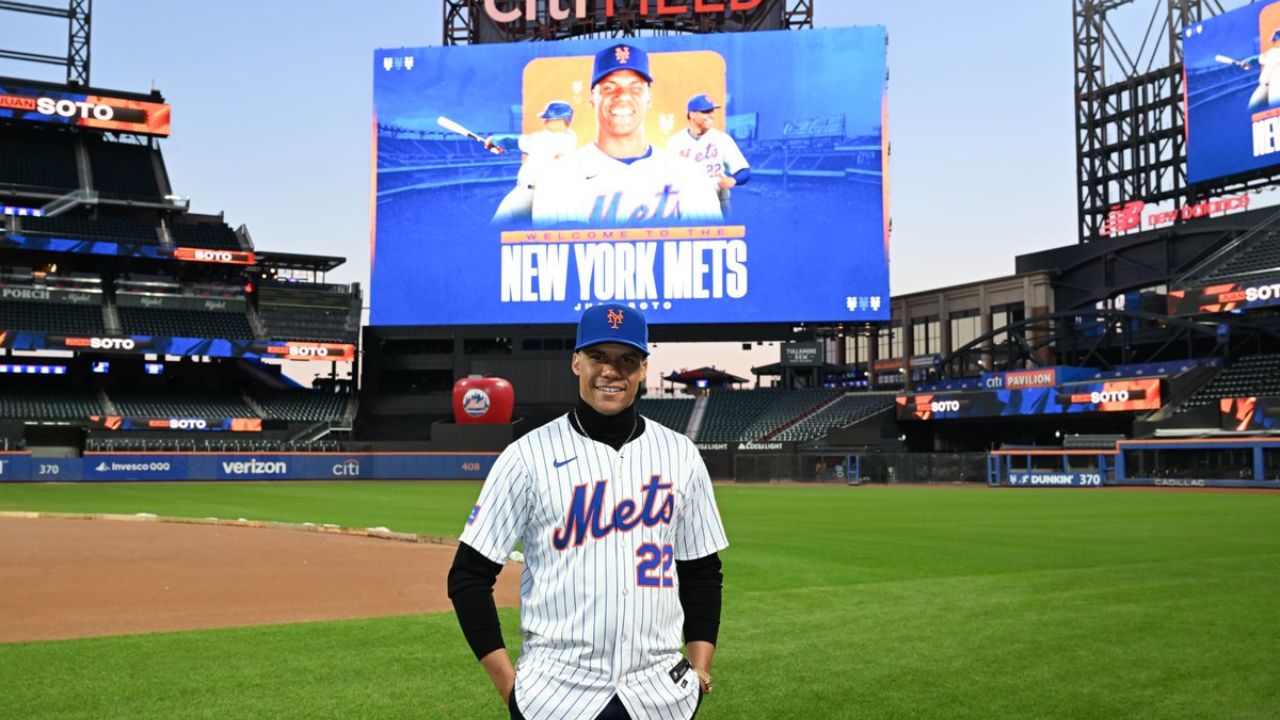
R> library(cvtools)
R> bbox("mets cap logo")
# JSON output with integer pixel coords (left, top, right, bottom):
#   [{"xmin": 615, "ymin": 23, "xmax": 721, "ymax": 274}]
[
  {"xmin": 463, "ymin": 388, "xmax": 491, "ymax": 417},
  {"xmin": 615, "ymin": 46, "xmax": 631, "ymax": 64},
  {"xmin": 607, "ymin": 308, "xmax": 624, "ymax": 329}
]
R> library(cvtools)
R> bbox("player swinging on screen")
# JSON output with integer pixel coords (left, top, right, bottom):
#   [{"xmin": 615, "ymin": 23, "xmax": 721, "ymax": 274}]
[
  {"xmin": 448, "ymin": 303, "xmax": 728, "ymax": 720},
  {"xmin": 667, "ymin": 93, "xmax": 751, "ymax": 217},
  {"xmin": 487, "ymin": 101, "xmax": 579, "ymax": 224},
  {"xmin": 530, "ymin": 44, "xmax": 723, "ymax": 227}
]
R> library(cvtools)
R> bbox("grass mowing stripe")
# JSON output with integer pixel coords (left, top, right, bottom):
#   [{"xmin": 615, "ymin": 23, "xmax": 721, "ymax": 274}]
[{"xmin": 1, "ymin": 483, "xmax": 1276, "ymax": 718}]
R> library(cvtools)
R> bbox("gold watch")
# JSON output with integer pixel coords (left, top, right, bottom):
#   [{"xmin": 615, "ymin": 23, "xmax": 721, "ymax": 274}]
[{"xmin": 692, "ymin": 667, "xmax": 713, "ymax": 694}]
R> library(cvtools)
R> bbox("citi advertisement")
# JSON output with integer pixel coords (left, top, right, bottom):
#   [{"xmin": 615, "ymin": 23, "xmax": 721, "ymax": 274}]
[
  {"xmin": 896, "ymin": 379, "xmax": 1163, "ymax": 421},
  {"xmin": 1183, "ymin": 1, "xmax": 1280, "ymax": 183},
  {"xmin": 372, "ymin": 27, "xmax": 889, "ymax": 326},
  {"xmin": 0, "ymin": 82, "xmax": 171, "ymax": 137}
]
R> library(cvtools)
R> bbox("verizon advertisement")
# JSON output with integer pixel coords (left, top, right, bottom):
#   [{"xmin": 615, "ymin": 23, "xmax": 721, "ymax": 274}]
[{"xmin": 0, "ymin": 82, "xmax": 171, "ymax": 137}]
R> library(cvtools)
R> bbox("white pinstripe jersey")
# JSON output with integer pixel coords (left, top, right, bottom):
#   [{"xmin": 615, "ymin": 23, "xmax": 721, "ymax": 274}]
[
  {"xmin": 459, "ymin": 414, "xmax": 729, "ymax": 720},
  {"xmin": 529, "ymin": 143, "xmax": 723, "ymax": 227},
  {"xmin": 666, "ymin": 128, "xmax": 749, "ymax": 182}
]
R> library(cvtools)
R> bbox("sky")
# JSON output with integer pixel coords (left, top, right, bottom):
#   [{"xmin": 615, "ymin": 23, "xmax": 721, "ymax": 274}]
[{"xmin": 0, "ymin": 1, "xmax": 1241, "ymax": 387}]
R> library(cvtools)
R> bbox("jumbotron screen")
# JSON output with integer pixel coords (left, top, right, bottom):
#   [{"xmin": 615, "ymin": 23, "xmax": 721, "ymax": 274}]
[
  {"xmin": 370, "ymin": 27, "xmax": 889, "ymax": 326},
  {"xmin": 1184, "ymin": 1, "xmax": 1280, "ymax": 183}
]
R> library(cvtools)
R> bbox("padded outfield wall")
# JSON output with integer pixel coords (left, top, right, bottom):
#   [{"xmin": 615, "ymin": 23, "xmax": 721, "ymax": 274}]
[{"xmin": 0, "ymin": 452, "xmax": 496, "ymax": 482}]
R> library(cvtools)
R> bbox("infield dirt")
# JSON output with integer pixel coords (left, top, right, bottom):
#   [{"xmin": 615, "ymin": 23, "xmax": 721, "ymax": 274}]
[{"xmin": 0, "ymin": 516, "xmax": 521, "ymax": 643}]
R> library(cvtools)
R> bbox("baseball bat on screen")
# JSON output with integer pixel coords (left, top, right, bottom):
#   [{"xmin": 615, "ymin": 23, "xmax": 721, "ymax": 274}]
[
  {"xmin": 437, "ymin": 116, "xmax": 503, "ymax": 153},
  {"xmin": 1215, "ymin": 54, "xmax": 1251, "ymax": 69}
]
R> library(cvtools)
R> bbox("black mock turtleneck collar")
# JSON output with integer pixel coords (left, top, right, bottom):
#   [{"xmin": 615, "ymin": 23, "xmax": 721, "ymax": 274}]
[{"xmin": 571, "ymin": 396, "xmax": 646, "ymax": 451}]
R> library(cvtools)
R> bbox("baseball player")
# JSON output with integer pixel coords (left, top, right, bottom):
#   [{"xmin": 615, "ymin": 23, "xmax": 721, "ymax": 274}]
[
  {"xmin": 488, "ymin": 101, "xmax": 580, "ymax": 224},
  {"xmin": 448, "ymin": 303, "xmax": 728, "ymax": 720},
  {"xmin": 667, "ymin": 94, "xmax": 751, "ymax": 216},
  {"xmin": 529, "ymin": 44, "xmax": 723, "ymax": 227}
]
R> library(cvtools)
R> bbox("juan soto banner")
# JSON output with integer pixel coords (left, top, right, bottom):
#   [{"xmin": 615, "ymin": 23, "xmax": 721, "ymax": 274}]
[
  {"xmin": 371, "ymin": 27, "xmax": 889, "ymax": 326},
  {"xmin": 896, "ymin": 379, "xmax": 1163, "ymax": 421},
  {"xmin": 0, "ymin": 81, "xmax": 171, "ymax": 137}
]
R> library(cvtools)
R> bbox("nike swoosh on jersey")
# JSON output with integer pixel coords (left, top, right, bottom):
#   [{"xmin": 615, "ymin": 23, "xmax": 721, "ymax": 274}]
[{"xmin": 553, "ymin": 456, "xmax": 578, "ymax": 468}]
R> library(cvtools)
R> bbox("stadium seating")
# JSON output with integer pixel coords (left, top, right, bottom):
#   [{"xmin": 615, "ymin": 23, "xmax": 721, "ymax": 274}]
[
  {"xmin": 169, "ymin": 221, "xmax": 244, "ymax": 250},
  {"xmin": 772, "ymin": 393, "xmax": 897, "ymax": 442},
  {"xmin": 0, "ymin": 390, "xmax": 101, "ymax": 420},
  {"xmin": 1191, "ymin": 231, "xmax": 1280, "ymax": 285},
  {"xmin": 117, "ymin": 306, "xmax": 255, "ymax": 340},
  {"xmin": 252, "ymin": 390, "xmax": 349, "ymax": 422},
  {"xmin": 0, "ymin": 299, "xmax": 105, "ymax": 334},
  {"xmin": 109, "ymin": 391, "xmax": 256, "ymax": 418},
  {"xmin": 18, "ymin": 214, "xmax": 162, "ymax": 244},
  {"xmin": 257, "ymin": 282, "xmax": 358, "ymax": 342},
  {"xmin": 85, "ymin": 437, "xmax": 341, "ymax": 453},
  {"xmin": 0, "ymin": 127, "xmax": 79, "ymax": 193},
  {"xmin": 1178, "ymin": 353, "xmax": 1280, "ymax": 411},
  {"xmin": 738, "ymin": 389, "xmax": 840, "ymax": 440},
  {"xmin": 637, "ymin": 397, "xmax": 695, "ymax": 433},
  {"xmin": 86, "ymin": 139, "xmax": 163, "ymax": 200}
]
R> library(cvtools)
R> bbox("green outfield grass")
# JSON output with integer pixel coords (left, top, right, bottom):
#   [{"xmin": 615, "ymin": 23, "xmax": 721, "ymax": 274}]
[{"xmin": 2, "ymin": 483, "xmax": 1278, "ymax": 719}]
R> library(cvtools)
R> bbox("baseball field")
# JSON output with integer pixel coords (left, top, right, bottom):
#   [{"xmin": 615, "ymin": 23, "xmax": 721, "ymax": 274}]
[{"xmin": 1, "ymin": 481, "xmax": 1277, "ymax": 719}]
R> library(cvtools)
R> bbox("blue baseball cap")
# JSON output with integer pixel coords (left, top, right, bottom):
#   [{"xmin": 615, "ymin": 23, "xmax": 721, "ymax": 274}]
[
  {"xmin": 539, "ymin": 100, "xmax": 573, "ymax": 122},
  {"xmin": 575, "ymin": 303, "xmax": 649, "ymax": 356},
  {"xmin": 592, "ymin": 44, "xmax": 652, "ymax": 88},
  {"xmin": 687, "ymin": 94, "xmax": 719, "ymax": 113}
]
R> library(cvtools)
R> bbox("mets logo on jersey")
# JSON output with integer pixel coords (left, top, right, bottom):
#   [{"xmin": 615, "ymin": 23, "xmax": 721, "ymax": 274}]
[
  {"xmin": 463, "ymin": 388, "xmax": 491, "ymax": 417},
  {"xmin": 607, "ymin": 308, "xmax": 624, "ymax": 329},
  {"xmin": 615, "ymin": 46, "xmax": 631, "ymax": 64}
]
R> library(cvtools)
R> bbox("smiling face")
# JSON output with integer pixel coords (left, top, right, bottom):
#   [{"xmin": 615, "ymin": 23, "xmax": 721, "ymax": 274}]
[
  {"xmin": 572, "ymin": 342, "xmax": 648, "ymax": 415},
  {"xmin": 591, "ymin": 70, "xmax": 651, "ymax": 141},
  {"xmin": 688, "ymin": 108, "xmax": 715, "ymax": 135}
]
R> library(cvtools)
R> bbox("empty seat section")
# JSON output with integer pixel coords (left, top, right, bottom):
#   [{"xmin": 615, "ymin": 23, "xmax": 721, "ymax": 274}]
[
  {"xmin": 252, "ymin": 390, "xmax": 349, "ymax": 421},
  {"xmin": 0, "ymin": 127, "xmax": 79, "ymax": 193},
  {"xmin": 0, "ymin": 300, "xmax": 105, "ymax": 334},
  {"xmin": 697, "ymin": 390, "xmax": 783, "ymax": 443},
  {"xmin": 86, "ymin": 139, "xmax": 163, "ymax": 200},
  {"xmin": 739, "ymin": 389, "xmax": 839, "ymax": 440},
  {"xmin": 258, "ymin": 283, "xmax": 358, "ymax": 342},
  {"xmin": 110, "ymin": 391, "xmax": 255, "ymax": 418},
  {"xmin": 1178, "ymin": 353, "xmax": 1280, "ymax": 412},
  {"xmin": 19, "ymin": 215, "xmax": 161, "ymax": 244},
  {"xmin": 1192, "ymin": 231, "xmax": 1280, "ymax": 285},
  {"xmin": 0, "ymin": 389, "xmax": 101, "ymax": 420},
  {"xmin": 774, "ymin": 393, "xmax": 897, "ymax": 442},
  {"xmin": 636, "ymin": 398, "xmax": 695, "ymax": 432},
  {"xmin": 117, "ymin": 306, "xmax": 255, "ymax": 339},
  {"xmin": 169, "ymin": 221, "xmax": 243, "ymax": 250}
]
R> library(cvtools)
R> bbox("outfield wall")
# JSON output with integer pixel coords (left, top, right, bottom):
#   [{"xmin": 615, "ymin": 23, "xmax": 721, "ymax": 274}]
[{"xmin": 0, "ymin": 452, "xmax": 497, "ymax": 482}]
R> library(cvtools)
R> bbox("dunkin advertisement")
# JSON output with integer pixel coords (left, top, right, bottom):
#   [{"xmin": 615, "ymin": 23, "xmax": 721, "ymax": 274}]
[{"xmin": 371, "ymin": 27, "xmax": 889, "ymax": 326}]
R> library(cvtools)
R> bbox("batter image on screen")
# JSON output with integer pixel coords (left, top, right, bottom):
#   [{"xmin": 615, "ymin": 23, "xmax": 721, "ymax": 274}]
[
  {"xmin": 1212, "ymin": 26, "xmax": 1280, "ymax": 110},
  {"xmin": 448, "ymin": 304, "xmax": 728, "ymax": 720},
  {"xmin": 530, "ymin": 44, "xmax": 723, "ymax": 227},
  {"xmin": 667, "ymin": 93, "xmax": 751, "ymax": 216},
  {"xmin": 485, "ymin": 100, "xmax": 580, "ymax": 224}
]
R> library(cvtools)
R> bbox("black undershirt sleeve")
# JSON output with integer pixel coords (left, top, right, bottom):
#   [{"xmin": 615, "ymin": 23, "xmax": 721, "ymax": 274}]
[
  {"xmin": 447, "ymin": 542, "xmax": 506, "ymax": 660},
  {"xmin": 675, "ymin": 552, "xmax": 723, "ymax": 646}
]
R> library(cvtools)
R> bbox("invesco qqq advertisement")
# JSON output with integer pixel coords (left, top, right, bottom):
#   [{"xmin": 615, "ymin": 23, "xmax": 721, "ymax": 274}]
[
  {"xmin": 371, "ymin": 27, "xmax": 889, "ymax": 326},
  {"xmin": 1184, "ymin": 1, "xmax": 1280, "ymax": 183}
]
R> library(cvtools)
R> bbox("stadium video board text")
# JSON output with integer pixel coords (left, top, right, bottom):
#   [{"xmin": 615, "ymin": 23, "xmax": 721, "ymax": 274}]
[
  {"xmin": 371, "ymin": 27, "xmax": 889, "ymax": 326},
  {"xmin": 1184, "ymin": 1, "xmax": 1280, "ymax": 184},
  {"xmin": 0, "ymin": 81, "xmax": 171, "ymax": 137}
]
